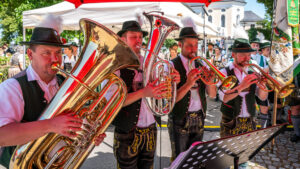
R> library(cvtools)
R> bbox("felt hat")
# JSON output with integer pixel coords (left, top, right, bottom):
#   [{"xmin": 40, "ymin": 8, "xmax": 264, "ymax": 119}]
[
  {"xmin": 231, "ymin": 38, "xmax": 256, "ymax": 53},
  {"xmin": 175, "ymin": 27, "xmax": 202, "ymax": 41},
  {"xmin": 117, "ymin": 20, "xmax": 148, "ymax": 37},
  {"xmin": 20, "ymin": 27, "xmax": 68, "ymax": 47}
]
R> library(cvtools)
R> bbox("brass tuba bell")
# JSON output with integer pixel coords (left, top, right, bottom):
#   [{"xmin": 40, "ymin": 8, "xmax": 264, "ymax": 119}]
[
  {"xmin": 9, "ymin": 18, "xmax": 140, "ymax": 169},
  {"xmin": 143, "ymin": 12, "xmax": 179, "ymax": 116}
]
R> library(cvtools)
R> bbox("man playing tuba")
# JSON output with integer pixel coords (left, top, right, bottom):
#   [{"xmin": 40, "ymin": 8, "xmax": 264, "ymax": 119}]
[
  {"xmin": 168, "ymin": 27, "xmax": 217, "ymax": 160},
  {"xmin": 0, "ymin": 16, "xmax": 106, "ymax": 169}
]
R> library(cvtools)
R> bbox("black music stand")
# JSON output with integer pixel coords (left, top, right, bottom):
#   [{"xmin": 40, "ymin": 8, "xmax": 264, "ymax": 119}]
[{"xmin": 169, "ymin": 123, "xmax": 287, "ymax": 169}]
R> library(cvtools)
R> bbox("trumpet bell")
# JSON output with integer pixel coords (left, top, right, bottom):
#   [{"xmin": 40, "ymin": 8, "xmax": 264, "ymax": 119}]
[
  {"xmin": 245, "ymin": 63, "xmax": 294, "ymax": 98},
  {"xmin": 278, "ymin": 84, "xmax": 295, "ymax": 98},
  {"xmin": 220, "ymin": 75, "xmax": 238, "ymax": 90},
  {"xmin": 189, "ymin": 56, "xmax": 237, "ymax": 90}
]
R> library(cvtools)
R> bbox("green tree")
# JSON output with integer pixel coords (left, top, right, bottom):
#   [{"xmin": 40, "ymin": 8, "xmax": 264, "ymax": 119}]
[
  {"xmin": 248, "ymin": 27, "xmax": 258, "ymax": 42},
  {"xmin": 249, "ymin": 0, "xmax": 274, "ymax": 41},
  {"xmin": 256, "ymin": 15, "xmax": 272, "ymax": 40},
  {"xmin": 0, "ymin": 0, "xmax": 62, "ymax": 45},
  {"xmin": 257, "ymin": 0, "xmax": 274, "ymax": 18}
]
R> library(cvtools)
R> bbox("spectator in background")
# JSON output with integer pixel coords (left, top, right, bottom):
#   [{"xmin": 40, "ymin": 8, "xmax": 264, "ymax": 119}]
[
  {"xmin": 170, "ymin": 43, "xmax": 179, "ymax": 52},
  {"xmin": 169, "ymin": 48, "xmax": 177, "ymax": 60},
  {"xmin": 2, "ymin": 44, "xmax": 8, "ymax": 56},
  {"xmin": 61, "ymin": 46, "xmax": 76, "ymax": 72},
  {"xmin": 211, "ymin": 45, "xmax": 226, "ymax": 69},
  {"xmin": 206, "ymin": 42, "xmax": 214, "ymax": 59},
  {"xmin": 256, "ymin": 41, "xmax": 271, "ymax": 128},
  {"xmin": 250, "ymin": 38, "xmax": 260, "ymax": 62},
  {"xmin": 8, "ymin": 46, "xmax": 24, "ymax": 77},
  {"xmin": 70, "ymin": 42, "xmax": 79, "ymax": 58},
  {"xmin": 0, "ymin": 47, "xmax": 4, "ymax": 57}
]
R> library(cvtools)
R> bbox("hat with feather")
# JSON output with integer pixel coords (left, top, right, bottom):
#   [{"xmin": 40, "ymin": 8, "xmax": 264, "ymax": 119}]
[
  {"xmin": 20, "ymin": 14, "xmax": 68, "ymax": 47},
  {"xmin": 232, "ymin": 26, "xmax": 255, "ymax": 53},
  {"xmin": 175, "ymin": 16, "xmax": 202, "ymax": 41}
]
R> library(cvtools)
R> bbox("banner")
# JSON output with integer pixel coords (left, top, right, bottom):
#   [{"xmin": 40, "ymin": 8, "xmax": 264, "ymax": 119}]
[
  {"xmin": 270, "ymin": 0, "xmax": 299, "ymax": 84},
  {"xmin": 287, "ymin": 0, "xmax": 299, "ymax": 26}
]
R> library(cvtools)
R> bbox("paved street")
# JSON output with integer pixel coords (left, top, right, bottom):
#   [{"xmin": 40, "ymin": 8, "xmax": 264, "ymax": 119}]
[
  {"xmin": 80, "ymin": 98, "xmax": 300, "ymax": 169},
  {"xmin": 1, "ymin": 98, "xmax": 299, "ymax": 169}
]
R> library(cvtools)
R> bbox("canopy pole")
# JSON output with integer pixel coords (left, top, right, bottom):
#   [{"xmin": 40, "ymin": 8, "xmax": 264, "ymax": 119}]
[
  {"xmin": 202, "ymin": 5, "xmax": 208, "ymax": 57},
  {"xmin": 22, "ymin": 27, "xmax": 26, "ymax": 70}
]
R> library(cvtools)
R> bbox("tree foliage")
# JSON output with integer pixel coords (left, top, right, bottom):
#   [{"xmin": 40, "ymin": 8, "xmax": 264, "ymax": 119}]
[
  {"xmin": 256, "ymin": 0, "xmax": 274, "ymax": 18},
  {"xmin": 0, "ymin": 0, "xmax": 62, "ymax": 45},
  {"xmin": 247, "ymin": 0, "xmax": 274, "ymax": 41}
]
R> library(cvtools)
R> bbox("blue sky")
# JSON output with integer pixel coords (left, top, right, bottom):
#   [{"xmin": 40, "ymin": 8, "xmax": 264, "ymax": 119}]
[{"xmin": 244, "ymin": 0, "xmax": 266, "ymax": 18}]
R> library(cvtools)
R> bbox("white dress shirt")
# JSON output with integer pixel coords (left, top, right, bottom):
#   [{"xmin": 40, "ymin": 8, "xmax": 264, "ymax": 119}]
[
  {"xmin": 170, "ymin": 54, "xmax": 202, "ymax": 112},
  {"xmin": 218, "ymin": 62, "xmax": 260, "ymax": 117},
  {"xmin": 0, "ymin": 65, "xmax": 59, "ymax": 128}
]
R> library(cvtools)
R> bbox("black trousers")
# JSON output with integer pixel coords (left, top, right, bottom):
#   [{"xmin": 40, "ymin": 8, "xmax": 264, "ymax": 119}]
[
  {"xmin": 170, "ymin": 110, "xmax": 205, "ymax": 158},
  {"xmin": 113, "ymin": 124, "xmax": 157, "ymax": 169}
]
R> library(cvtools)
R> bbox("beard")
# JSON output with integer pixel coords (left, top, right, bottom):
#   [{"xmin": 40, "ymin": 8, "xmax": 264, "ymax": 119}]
[
  {"xmin": 236, "ymin": 60, "xmax": 249, "ymax": 67},
  {"xmin": 185, "ymin": 52, "xmax": 197, "ymax": 59}
]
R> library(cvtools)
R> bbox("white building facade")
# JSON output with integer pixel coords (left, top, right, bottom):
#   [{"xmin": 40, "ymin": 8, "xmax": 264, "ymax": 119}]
[{"xmin": 206, "ymin": 0, "xmax": 246, "ymax": 38}]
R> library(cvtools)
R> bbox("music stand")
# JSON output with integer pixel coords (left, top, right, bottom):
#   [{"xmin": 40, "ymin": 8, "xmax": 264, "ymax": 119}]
[{"xmin": 169, "ymin": 123, "xmax": 287, "ymax": 169}]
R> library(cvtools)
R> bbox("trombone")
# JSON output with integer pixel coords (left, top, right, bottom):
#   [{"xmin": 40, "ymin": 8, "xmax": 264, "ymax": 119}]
[
  {"xmin": 189, "ymin": 55, "xmax": 237, "ymax": 90},
  {"xmin": 244, "ymin": 63, "xmax": 294, "ymax": 98}
]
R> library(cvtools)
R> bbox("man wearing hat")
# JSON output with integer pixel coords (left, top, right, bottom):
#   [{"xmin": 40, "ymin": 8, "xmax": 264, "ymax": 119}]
[
  {"xmin": 250, "ymin": 38, "xmax": 261, "ymax": 64},
  {"xmin": 70, "ymin": 42, "xmax": 79, "ymax": 58},
  {"xmin": 0, "ymin": 26, "xmax": 105, "ymax": 168},
  {"xmin": 168, "ymin": 27, "xmax": 216, "ymax": 160},
  {"xmin": 217, "ymin": 38, "xmax": 269, "ymax": 168},
  {"xmin": 255, "ymin": 41, "xmax": 273, "ymax": 128},
  {"xmin": 112, "ymin": 20, "xmax": 180, "ymax": 169},
  {"xmin": 217, "ymin": 38, "xmax": 269, "ymax": 138}
]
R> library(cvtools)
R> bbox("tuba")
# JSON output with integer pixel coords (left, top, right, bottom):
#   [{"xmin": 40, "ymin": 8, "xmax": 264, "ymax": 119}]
[
  {"xmin": 244, "ymin": 63, "xmax": 294, "ymax": 98},
  {"xmin": 189, "ymin": 56, "xmax": 237, "ymax": 90},
  {"xmin": 143, "ymin": 12, "xmax": 179, "ymax": 116},
  {"xmin": 10, "ymin": 19, "xmax": 140, "ymax": 169}
]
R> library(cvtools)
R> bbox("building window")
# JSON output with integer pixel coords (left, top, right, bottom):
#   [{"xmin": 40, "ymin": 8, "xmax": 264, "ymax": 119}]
[
  {"xmin": 208, "ymin": 9, "xmax": 212, "ymax": 13},
  {"xmin": 251, "ymin": 24, "xmax": 255, "ymax": 28},
  {"xmin": 236, "ymin": 15, "xmax": 240, "ymax": 25},
  {"xmin": 208, "ymin": 15, "xmax": 212, "ymax": 23},
  {"xmin": 221, "ymin": 15, "xmax": 225, "ymax": 27},
  {"xmin": 237, "ymin": 8, "xmax": 240, "ymax": 12},
  {"xmin": 221, "ymin": 9, "xmax": 226, "ymax": 12}
]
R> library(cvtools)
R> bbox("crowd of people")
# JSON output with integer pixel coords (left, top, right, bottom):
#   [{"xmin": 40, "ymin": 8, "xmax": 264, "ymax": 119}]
[{"xmin": 0, "ymin": 16, "xmax": 299, "ymax": 169}]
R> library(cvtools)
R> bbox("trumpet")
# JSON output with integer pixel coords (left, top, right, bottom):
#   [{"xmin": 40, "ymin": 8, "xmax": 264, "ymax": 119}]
[
  {"xmin": 244, "ymin": 63, "xmax": 294, "ymax": 98},
  {"xmin": 189, "ymin": 55, "xmax": 237, "ymax": 90}
]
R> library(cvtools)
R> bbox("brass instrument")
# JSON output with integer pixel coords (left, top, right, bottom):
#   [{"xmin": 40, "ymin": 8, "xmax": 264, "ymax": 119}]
[
  {"xmin": 244, "ymin": 63, "xmax": 294, "ymax": 98},
  {"xmin": 143, "ymin": 12, "xmax": 179, "ymax": 116},
  {"xmin": 189, "ymin": 56, "xmax": 237, "ymax": 90},
  {"xmin": 10, "ymin": 19, "xmax": 140, "ymax": 169}
]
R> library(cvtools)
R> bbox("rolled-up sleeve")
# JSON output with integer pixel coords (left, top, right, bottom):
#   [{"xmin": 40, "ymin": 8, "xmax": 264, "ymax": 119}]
[{"xmin": 0, "ymin": 79, "xmax": 24, "ymax": 127}]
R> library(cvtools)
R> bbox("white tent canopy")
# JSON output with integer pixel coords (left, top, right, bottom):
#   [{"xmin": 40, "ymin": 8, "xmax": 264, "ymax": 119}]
[{"xmin": 22, "ymin": 1, "xmax": 219, "ymax": 38}]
